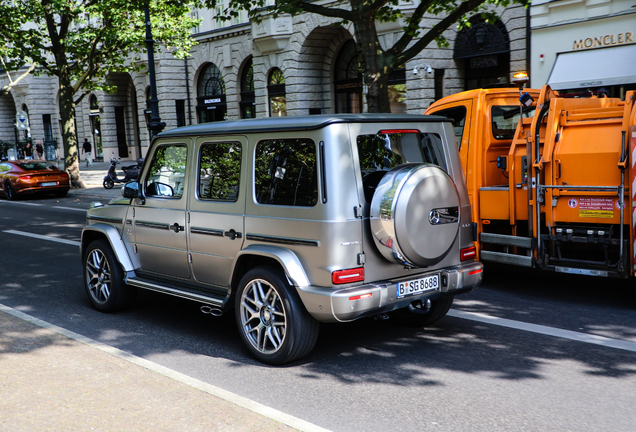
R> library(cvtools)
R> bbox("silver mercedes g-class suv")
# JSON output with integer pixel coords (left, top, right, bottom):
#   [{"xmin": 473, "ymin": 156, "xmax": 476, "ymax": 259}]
[{"xmin": 81, "ymin": 114, "xmax": 483, "ymax": 364}]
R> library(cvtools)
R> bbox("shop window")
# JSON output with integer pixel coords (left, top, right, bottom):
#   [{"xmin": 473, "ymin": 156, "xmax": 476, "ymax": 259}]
[
  {"xmin": 240, "ymin": 59, "xmax": 256, "ymax": 119},
  {"xmin": 197, "ymin": 63, "xmax": 227, "ymax": 123},
  {"xmin": 334, "ymin": 40, "xmax": 363, "ymax": 113},
  {"xmin": 176, "ymin": 100, "xmax": 186, "ymax": 127},
  {"xmin": 388, "ymin": 67, "xmax": 406, "ymax": 113},
  {"xmin": 268, "ymin": 68, "xmax": 286, "ymax": 117}
]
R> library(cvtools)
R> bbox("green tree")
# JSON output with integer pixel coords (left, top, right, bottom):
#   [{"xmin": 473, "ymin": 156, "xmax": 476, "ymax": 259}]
[
  {"xmin": 0, "ymin": 0, "xmax": 199, "ymax": 187},
  {"xmin": 211, "ymin": 0, "xmax": 527, "ymax": 113}
]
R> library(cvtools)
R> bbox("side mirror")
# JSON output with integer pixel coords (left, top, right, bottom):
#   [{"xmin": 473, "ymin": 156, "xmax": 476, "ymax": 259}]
[{"xmin": 123, "ymin": 181, "xmax": 140, "ymax": 199}]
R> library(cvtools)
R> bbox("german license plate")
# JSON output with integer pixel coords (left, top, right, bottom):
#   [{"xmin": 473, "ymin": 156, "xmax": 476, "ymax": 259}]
[
  {"xmin": 41, "ymin": 182, "xmax": 57, "ymax": 187},
  {"xmin": 396, "ymin": 274, "xmax": 439, "ymax": 298}
]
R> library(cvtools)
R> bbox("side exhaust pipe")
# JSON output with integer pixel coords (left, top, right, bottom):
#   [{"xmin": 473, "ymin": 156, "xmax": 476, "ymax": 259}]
[{"xmin": 200, "ymin": 305, "xmax": 223, "ymax": 317}]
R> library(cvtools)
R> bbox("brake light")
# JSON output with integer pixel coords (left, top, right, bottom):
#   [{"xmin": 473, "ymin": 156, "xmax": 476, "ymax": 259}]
[
  {"xmin": 380, "ymin": 129, "xmax": 419, "ymax": 134},
  {"xmin": 332, "ymin": 267, "xmax": 365, "ymax": 284},
  {"xmin": 19, "ymin": 175, "xmax": 33, "ymax": 180},
  {"xmin": 460, "ymin": 246, "xmax": 476, "ymax": 261},
  {"xmin": 469, "ymin": 269, "xmax": 483, "ymax": 276},
  {"xmin": 60, "ymin": 172, "xmax": 69, "ymax": 178}
]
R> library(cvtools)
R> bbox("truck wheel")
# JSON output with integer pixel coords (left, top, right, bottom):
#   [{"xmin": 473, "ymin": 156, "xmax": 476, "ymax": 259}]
[
  {"xmin": 390, "ymin": 296, "xmax": 454, "ymax": 327},
  {"xmin": 235, "ymin": 266, "xmax": 319, "ymax": 365},
  {"xmin": 83, "ymin": 239, "xmax": 137, "ymax": 312}
]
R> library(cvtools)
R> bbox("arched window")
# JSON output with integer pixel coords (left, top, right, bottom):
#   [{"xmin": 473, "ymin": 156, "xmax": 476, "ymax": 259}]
[
  {"xmin": 196, "ymin": 63, "xmax": 227, "ymax": 123},
  {"xmin": 334, "ymin": 40, "xmax": 363, "ymax": 113},
  {"xmin": 240, "ymin": 58, "xmax": 255, "ymax": 119},
  {"xmin": 454, "ymin": 18, "xmax": 510, "ymax": 90},
  {"xmin": 268, "ymin": 68, "xmax": 286, "ymax": 117}
]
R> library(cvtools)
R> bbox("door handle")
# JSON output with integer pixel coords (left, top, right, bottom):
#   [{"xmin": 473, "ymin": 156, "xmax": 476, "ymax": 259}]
[
  {"xmin": 224, "ymin": 229, "xmax": 242, "ymax": 240},
  {"xmin": 170, "ymin": 223, "xmax": 183, "ymax": 233}
]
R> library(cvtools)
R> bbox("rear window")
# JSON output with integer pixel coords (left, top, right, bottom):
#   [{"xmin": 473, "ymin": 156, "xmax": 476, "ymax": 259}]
[
  {"xmin": 357, "ymin": 131, "xmax": 447, "ymax": 202},
  {"xmin": 492, "ymin": 105, "xmax": 535, "ymax": 140},
  {"xmin": 17, "ymin": 162, "xmax": 56, "ymax": 170}
]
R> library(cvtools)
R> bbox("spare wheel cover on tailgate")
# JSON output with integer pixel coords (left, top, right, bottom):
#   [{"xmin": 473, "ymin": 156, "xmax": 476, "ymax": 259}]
[{"xmin": 370, "ymin": 163, "xmax": 460, "ymax": 267}]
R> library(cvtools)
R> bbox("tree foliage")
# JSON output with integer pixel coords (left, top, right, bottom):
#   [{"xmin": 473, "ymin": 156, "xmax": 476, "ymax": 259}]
[
  {"xmin": 0, "ymin": 0, "xmax": 200, "ymax": 187},
  {"xmin": 208, "ymin": 0, "xmax": 528, "ymax": 112}
]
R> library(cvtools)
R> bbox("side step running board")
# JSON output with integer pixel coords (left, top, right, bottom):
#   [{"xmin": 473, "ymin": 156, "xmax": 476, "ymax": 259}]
[
  {"xmin": 126, "ymin": 276, "xmax": 225, "ymax": 307},
  {"xmin": 479, "ymin": 251, "xmax": 533, "ymax": 267},
  {"xmin": 480, "ymin": 233, "xmax": 534, "ymax": 248}
]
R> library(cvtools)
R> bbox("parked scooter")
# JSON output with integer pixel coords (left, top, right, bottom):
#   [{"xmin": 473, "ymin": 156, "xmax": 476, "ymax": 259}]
[{"xmin": 103, "ymin": 156, "xmax": 143, "ymax": 189}]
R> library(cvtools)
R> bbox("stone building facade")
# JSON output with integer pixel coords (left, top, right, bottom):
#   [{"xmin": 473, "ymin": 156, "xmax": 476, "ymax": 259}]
[{"xmin": 0, "ymin": 3, "xmax": 528, "ymax": 162}]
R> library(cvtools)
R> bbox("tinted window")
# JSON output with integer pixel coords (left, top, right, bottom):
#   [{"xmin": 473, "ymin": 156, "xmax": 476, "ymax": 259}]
[
  {"xmin": 429, "ymin": 106, "xmax": 467, "ymax": 149},
  {"xmin": 198, "ymin": 142, "xmax": 241, "ymax": 201},
  {"xmin": 492, "ymin": 105, "xmax": 536, "ymax": 140},
  {"xmin": 145, "ymin": 144, "xmax": 187, "ymax": 198},
  {"xmin": 254, "ymin": 139, "xmax": 317, "ymax": 206},
  {"xmin": 357, "ymin": 132, "xmax": 447, "ymax": 202},
  {"xmin": 17, "ymin": 162, "xmax": 56, "ymax": 170}
]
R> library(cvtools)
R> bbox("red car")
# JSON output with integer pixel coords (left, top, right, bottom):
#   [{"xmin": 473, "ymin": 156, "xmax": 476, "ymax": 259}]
[{"xmin": 0, "ymin": 160, "xmax": 70, "ymax": 200}]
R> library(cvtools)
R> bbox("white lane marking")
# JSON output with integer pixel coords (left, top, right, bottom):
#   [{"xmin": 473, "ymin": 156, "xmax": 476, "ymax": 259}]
[
  {"xmin": 449, "ymin": 309, "xmax": 636, "ymax": 353},
  {"xmin": 0, "ymin": 200, "xmax": 44, "ymax": 206},
  {"xmin": 3, "ymin": 229, "xmax": 81, "ymax": 247},
  {"xmin": 0, "ymin": 303, "xmax": 332, "ymax": 432},
  {"xmin": 52, "ymin": 206, "xmax": 87, "ymax": 212}
]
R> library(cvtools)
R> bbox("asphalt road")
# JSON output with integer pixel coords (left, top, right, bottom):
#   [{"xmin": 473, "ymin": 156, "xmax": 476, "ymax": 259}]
[{"xmin": 1, "ymin": 192, "xmax": 636, "ymax": 431}]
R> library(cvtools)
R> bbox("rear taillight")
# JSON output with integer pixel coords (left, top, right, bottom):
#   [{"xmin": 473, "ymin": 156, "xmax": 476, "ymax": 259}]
[
  {"xmin": 19, "ymin": 175, "xmax": 33, "ymax": 180},
  {"xmin": 60, "ymin": 172, "xmax": 69, "ymax": 178},
  {"xmin": 460, "ymin": 246, "xmax": 476, "ymax": 261},
  {"xmin": 332, "ymin": 267, "xmax": 365, "ymax": 285}
]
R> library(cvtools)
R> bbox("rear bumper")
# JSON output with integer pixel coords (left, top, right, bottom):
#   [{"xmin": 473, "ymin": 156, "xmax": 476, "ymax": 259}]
[{"xmin": 296, "ymin": 261, "xmax": 483, "ymax": 322}]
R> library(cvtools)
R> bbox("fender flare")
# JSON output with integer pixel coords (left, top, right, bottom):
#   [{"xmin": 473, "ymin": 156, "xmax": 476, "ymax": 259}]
[
  {"xmin": 81, "ymin": 223, "xmax": 135, "ymax": 272},
  {"xmin": 233, "ymin": 244, "xmax": 310, "ymax": 288}
]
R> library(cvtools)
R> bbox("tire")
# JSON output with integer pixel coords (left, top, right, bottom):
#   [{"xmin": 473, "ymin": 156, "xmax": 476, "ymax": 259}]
[
  {"xmin": 103, "ymin": 178, "xmax": 115, "ymax": 189},
  {"xmin": 83, "ymin": 239, "xmax": 137, "ymax": 312},
  {"xmin": 235, "ymin": 266, "xmax": 319, "ymax": 365},
  {"xmin": 5, "ymin": 181, "xmax": 16, "ymax": 200},
  {"xmin": 390, "ymin": 296, "xmax": 454, "ymax": 327}
]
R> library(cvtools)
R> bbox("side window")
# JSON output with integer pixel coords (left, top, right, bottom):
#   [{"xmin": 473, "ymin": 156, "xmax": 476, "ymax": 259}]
[
  {"xmin": 357, "ymin": 132, "xmax": 447, "ymax": 202},
  {"xmin": 0, "ymin": 163, "xmax": 11, "ymax": 172},
  {"xmin": 144, "ymin": 144, "xmax": 187, "ymax": 198},
  {"xmin": 254, "ymin": 138, "xmax": 317, "ymax": 207},
  {"xmin": 198, "ymin": 142, "xmax": 241, "ymax": 201},
  {"xmin": 491, "ymin": 105, "xmax": 536, "ymax": 140},
  {"xmin": 429, "ymin": 106, "xmax": 467, "ymax": 149}
]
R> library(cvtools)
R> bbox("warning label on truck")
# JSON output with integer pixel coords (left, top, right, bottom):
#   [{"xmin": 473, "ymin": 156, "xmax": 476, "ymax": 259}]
[{"xmin": 577, "ymin": 198, "xmax": 614, "ymax": 219}]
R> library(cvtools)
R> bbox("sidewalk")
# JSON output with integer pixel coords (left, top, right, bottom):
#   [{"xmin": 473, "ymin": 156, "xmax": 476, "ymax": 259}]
[
  {"xmin": 70, "ymin": 160, "xmax": 123, "ymax": 201},
  {"xmin": 0, "ymin": 307, "xmax": 302, "ymax": 432}
]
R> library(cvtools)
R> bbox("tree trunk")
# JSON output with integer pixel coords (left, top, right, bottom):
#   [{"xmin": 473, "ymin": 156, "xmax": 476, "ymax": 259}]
[
  {"xmin": 58, "ymin": 76, "xmax": 85, "ymax": 189},
  {"xmin": 353, "ymin": 17, "xmax": 393, "ymax": 113}
]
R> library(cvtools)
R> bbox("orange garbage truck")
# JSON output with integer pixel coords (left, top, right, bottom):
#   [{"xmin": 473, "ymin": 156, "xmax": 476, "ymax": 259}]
[{"xmin": 425, "ymin": 85, "xmax": 636, "ymax": 278}]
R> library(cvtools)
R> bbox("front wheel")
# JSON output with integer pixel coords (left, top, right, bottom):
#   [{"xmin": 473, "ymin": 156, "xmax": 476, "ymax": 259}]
[
  {"xmin": 83, "ymin": 239, "xmax": 137, "ymax": 312},
  {"xmin": 235, "ymin": 266, "xmax": 319, "ymax": 365},
  {"xmin": 103, "ymin": 178, "xmax": 115, "ymax": 189},
  {"xmin": 390, "ymin": 296, "xmax": 454, "ymax": 327}
]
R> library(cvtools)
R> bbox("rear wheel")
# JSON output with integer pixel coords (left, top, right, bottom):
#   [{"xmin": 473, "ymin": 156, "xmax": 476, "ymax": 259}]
[
  {"xmin": 103, "ymin": 179, "xmax": 115, "ymax": 189},
  {"xmin": 390, "ymin": 296, "xmax": 454, "ymax": 327},
  {"xmin": 235, "ymin": 266, "xmax": 319, "ymax": 365},
  {"xmin": 5, "ymin": 181, "xmax": 16, "ymax": 200},
  {"xmin": 54, "ymin": 189, "xmax": 68, "ymax": 198},
  {"xmin": 83, "ymin": 239, "xmax": 137, "ymax": 312}
]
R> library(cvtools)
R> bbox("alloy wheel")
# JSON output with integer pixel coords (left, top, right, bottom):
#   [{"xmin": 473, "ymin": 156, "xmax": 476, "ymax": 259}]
[
  {"xmin": 85, "ymin": 248, "xmax": 112, "ymax": 304},
  {"xmin": 239, "ymin": 278, "xmax": 287, "ymax": 354}
]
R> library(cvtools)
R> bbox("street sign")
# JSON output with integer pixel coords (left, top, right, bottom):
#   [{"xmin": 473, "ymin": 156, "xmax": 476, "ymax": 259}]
[{"xmin": 16, "ymin": 111, "xmax": 29, "ymax": 131}]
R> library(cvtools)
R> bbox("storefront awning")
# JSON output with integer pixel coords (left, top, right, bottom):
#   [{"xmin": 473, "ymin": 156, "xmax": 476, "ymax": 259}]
[{"xmin": 547, "ymin": 44, "xmax": 636, "ymax": 90}]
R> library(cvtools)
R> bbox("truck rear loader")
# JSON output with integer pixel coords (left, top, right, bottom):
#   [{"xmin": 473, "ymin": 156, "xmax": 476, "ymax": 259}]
[{"xmin": 426, "ymin": 85, "xmax": 636, "ymax": 278}]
